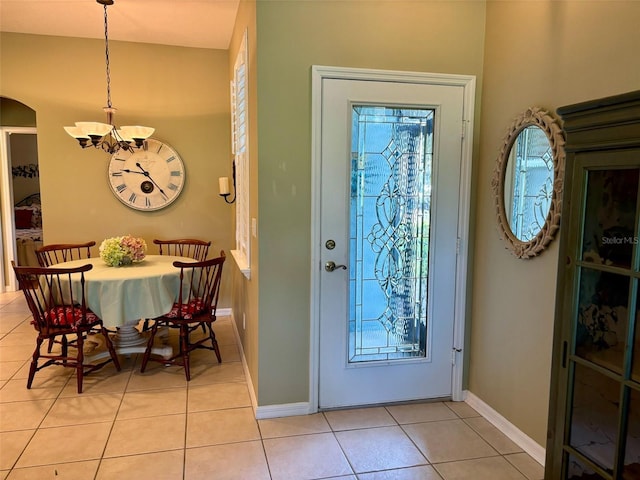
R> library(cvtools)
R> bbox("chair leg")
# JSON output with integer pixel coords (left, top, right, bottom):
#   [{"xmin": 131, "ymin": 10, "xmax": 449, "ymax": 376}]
[
  {"xmin": 207, "ymin": 324, "xmax": 222, "ymax": 363},
  {"xmin": 47, "ymin": 338, "xmax": 55, "ymax": 353},
  {"xmin": 140, "ymin": 322, "xmax": 160, "ymax": 373},
  {"xmin": 180, "ymin": 325, "xmax": 191, "ymax": 381},
  {"xmin": 76, "ymin": 333, "xmax": 84, "ymax": 394},
  {"xmin": 61, "ymin": 335, "xmax": 68, "ymax": 364},
  {"xmin": 27, "ymin": 337, "xmax": 43, "ymax": 389},
  {"xmin": 102, "ymin": 327, "xmax": 121, "ymax": 371}
]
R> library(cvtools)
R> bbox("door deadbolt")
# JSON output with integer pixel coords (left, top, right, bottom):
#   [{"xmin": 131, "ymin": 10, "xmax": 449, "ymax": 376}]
[{"xmin": 325, "ymin": 239, "xmax": 336, "ymax": 250}]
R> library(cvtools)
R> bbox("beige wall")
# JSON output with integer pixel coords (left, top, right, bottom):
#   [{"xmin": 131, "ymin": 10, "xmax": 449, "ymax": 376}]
[
  {"xmin": 472, "ymin": 1, "xmax": 640, "ymax": 446},
  {"xmin": 0, "ymin": 33, "xmax": 234, "ymax": 306},
  {"xmin": 228, "ymin": 0, "xmax": 260, "ymax": 401},
  {"xmin": 254, "ymin": 0, "xmax": 486, "ymax": 405}
]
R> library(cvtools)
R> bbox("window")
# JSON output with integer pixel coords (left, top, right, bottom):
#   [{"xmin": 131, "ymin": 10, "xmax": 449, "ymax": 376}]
[{"xmin": 230, "ymin": 30, "xmax": 250, "ymax": 278}]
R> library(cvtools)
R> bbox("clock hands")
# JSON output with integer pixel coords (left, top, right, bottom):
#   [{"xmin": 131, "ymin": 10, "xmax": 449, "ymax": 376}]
[
  {"xmin": 134, "ymin": 162, "xmax": 169, "ymax": 200},
  {"xmin": 109, "ymin": 139, "xmax": 184, "ymax": 212}
]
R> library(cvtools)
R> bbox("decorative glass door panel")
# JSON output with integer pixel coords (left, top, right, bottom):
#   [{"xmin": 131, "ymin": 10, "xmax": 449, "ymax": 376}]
[{"xmin": 349, "ymin": 106, "xmax": 433, "ymax": 363}]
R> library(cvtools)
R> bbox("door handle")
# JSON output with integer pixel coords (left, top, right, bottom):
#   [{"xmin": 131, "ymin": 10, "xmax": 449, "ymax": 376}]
[{"xmin": 325, "ymin": 261, "xmax": 347, "ymax": 272}]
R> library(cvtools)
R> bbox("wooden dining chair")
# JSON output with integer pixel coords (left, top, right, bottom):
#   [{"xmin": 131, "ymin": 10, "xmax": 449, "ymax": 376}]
[
  {"xmin": 142, "ymin": 238, "xmax": 212, "ymax": 332},
  {"xmin": 36, "ymin": 241, "xmax": 97, "ymax": 352},
  {"xmin": 153, "ymin": 238, "xmax": 211, "ymax": 261},
  {"xmin": 36, "ymin": 241, "xmax": 96, "ymax": 267},
  {"xmin": 140, "ymin": 251, "xmax": 225, "ymax": 381},
  {"xmin": 12, "ymin": 261, "xmax": 121, "ymax": 393}
]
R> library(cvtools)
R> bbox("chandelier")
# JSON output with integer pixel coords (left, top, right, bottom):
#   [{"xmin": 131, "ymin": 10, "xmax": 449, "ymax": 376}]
[{"xmin": 64, "ymin": 0, "xmax": 153, "ymax": 154}]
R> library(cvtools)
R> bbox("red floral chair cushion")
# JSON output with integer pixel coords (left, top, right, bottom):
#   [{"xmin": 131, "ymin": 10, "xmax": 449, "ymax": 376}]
[
  {"xmin": 44, "ymin": 306, "xmax": 99, "ymax": 329},
  {"xmin": 165, "ymin": 298, "xmax": 206, "ymax": 320}
]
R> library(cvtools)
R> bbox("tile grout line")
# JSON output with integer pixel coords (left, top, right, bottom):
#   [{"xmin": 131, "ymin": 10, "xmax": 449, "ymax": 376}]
[
  {"xmin": 93, "ymin": 354, "xmax": 135, "ymax": 480},
  {"xmin": 255, "ymin": 413, "xmax": 275, "ymax": 480},
  {"xmin": 6, "ymin": 313, "xmax": 73, "ymax": 474}
]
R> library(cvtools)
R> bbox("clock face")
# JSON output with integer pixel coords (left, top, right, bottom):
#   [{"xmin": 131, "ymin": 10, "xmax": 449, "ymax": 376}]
[{"xmin": 107, "ymin": 138, "xmax": 185, "ymax": 211}]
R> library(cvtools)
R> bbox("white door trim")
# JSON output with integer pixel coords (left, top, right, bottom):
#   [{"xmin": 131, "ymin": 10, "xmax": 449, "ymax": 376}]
[
  {"xmin": 0, "ymin": 127, "xmax": 38, "ymax": 292},
  {"xmin": 309, "ymin": 65, "xmax": 475, "ymax": 412}
]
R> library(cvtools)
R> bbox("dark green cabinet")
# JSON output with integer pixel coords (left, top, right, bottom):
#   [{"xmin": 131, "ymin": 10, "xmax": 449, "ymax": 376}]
[{"xmin": 546, "ymin": 91, "xmax": 640, "ymax": 480}]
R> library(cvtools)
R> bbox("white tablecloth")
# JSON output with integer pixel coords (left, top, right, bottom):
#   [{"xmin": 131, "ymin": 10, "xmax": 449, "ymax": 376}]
[{"xmin": 52, "ymin": 255, "xmax": 193, "ymax": 328}]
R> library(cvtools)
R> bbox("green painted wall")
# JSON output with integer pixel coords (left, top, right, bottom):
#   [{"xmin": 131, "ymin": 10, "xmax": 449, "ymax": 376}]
[
  {"xmin": 254, "ymin": 0, "xmax": 486, "ymax": 406},
  {"xmin": 0, "ymin": 98, "xmax": 36, "ymax": 127}
]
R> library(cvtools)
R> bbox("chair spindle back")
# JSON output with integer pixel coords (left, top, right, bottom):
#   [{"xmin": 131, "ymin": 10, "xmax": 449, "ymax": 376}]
[
  {"xmin": 174, "ymin": 251, "xmax": 225, "ymax": 321},
  {"xmin": 13, "ymin": 262, "xmax": 93, "ymax": 332},
  {"xmin": 154, "ymin": 239, "xmax": 211, "ymax": 262},
  {"xmin": 36, "ymin": 241, "xmax": 96, "ymax": 267}
]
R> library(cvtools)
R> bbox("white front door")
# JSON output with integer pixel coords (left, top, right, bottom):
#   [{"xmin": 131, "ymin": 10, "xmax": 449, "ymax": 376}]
[{"xmin": 314, "ymin": 69, "xmax": 471, "ymax": 409}]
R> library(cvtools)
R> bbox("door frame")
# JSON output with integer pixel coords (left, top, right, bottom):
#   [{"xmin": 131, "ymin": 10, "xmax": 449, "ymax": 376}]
[
  {"xmin": 0, "ymin": 127, "xmax": 38, "ymax": 292},
  {"xmin": 309, "ymin": 65, "xmax": 475, "ymax": 412}
]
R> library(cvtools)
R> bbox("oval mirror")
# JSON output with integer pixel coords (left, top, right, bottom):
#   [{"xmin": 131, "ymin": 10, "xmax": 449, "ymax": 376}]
[{"xmin": 492, "ymin": 107, "xmax": 565, "ymax": 258}]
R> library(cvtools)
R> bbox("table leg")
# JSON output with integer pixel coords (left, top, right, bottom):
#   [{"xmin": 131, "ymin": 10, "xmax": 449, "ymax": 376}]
[
  {"xmin": 113, "ymin": 323, "xmax": 147, "ymax": 347},
  {"xmin": 83, "ymin": 321, "xmax": 173, "ymax": 363}
]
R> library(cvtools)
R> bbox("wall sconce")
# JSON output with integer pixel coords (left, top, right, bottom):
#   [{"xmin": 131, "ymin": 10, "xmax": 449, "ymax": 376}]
[{"xmin": 218, "ymin": 160, "xmax": 236, "ymax": 204}]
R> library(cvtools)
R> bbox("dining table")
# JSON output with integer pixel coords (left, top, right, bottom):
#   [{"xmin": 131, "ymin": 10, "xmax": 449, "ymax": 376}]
[{"xmin": 51, "ymin": 254, "xmax": 195, "ymax": 362}]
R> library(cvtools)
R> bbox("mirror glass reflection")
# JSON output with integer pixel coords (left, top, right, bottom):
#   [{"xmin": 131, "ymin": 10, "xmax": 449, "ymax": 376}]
[{"xmin": 503, "ymin": 125, "xmax": 554, "ymax": 242}]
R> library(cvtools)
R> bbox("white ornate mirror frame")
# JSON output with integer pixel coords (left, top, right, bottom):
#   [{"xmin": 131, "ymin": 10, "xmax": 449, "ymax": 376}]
[{"xmin": 492, "ymin": 107, "xmax": 565, "ymax": 259}]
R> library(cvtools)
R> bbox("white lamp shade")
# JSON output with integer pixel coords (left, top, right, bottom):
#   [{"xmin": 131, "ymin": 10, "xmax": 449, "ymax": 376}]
[
  {"xmin": 75, "ymin": 122, "xmax": 113, "ymax": 137},
  {"xmin": 219, "ymin": 177, "xmax": 230, "ymax": 195},
  {"xmin": 115, "ymin": 129, "xmax": 134, "ymax": 142},
  {"xmin": 64, "ymin": 126, "xmax": 90, "ymax": 140},
  {"xmin": 120, "ymin": 126, "xmax": 154, "ymax": 140}
]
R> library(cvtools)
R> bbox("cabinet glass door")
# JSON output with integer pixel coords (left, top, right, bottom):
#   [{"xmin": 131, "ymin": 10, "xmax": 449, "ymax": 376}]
[{"xmin": 563, "ymin": 164, "xmax": 640, "ymax": 480}]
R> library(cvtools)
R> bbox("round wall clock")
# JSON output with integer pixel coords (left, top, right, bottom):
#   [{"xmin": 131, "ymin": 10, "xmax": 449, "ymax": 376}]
[{"xmin": 107, "ymin": 138, "xmax": 186, "ymax": 211}]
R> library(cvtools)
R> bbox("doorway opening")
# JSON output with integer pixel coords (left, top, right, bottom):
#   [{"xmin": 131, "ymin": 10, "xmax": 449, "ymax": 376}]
[{"xmin": 0, "ymin": 97, "xmax": 40, "ymax": 291}]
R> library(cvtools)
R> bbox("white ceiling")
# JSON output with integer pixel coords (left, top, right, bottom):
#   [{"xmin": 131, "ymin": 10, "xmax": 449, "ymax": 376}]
[{"xmin": 0, "ymin": 0, "xmax": 240, "ymax": 49}]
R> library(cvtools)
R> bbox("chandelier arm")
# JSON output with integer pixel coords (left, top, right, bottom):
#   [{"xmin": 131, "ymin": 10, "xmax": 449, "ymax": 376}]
[{"xmin": 105, "ymin": 137, "xmax": 123, "ymax": 155}]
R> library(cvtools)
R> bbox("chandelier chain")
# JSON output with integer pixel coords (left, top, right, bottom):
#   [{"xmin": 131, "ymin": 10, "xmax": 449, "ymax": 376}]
[{"xmin": 103, "ymin": 2, "xmax": 112, "ymax": 110}]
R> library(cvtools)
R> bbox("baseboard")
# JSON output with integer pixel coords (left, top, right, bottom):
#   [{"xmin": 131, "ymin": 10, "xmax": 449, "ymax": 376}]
[
  {"xmin": 465, "ymin": 391, "xmax": 546, "ymax": 466},
  {"xmin": 227, "ymin": 308, "xmax": 314, "ymax": 420},
  {"xmin": 228, "ymin": 309, "xmax": 259, "ymax": 416},
  {"xmin": 226, "ymin": 308, "xmax": 545, "ymax": 434},
  {"xmin": 255, "ymin": 402, "xmax": 313, "ymax": 420}
]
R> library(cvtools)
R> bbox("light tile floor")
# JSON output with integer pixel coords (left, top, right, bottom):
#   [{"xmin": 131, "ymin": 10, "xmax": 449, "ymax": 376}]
[{"xmin": 0, "ymin": 290, "xmax": 545, "ymax": 480}]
